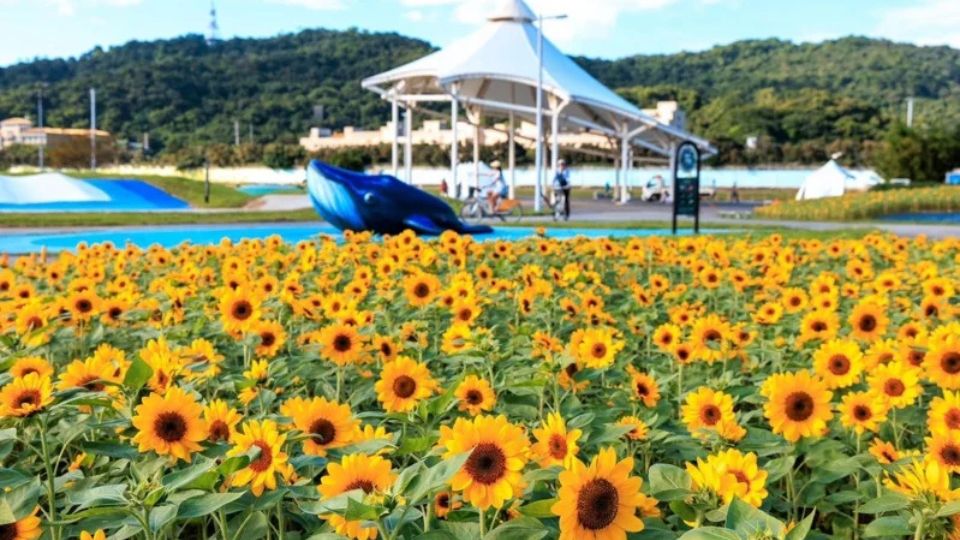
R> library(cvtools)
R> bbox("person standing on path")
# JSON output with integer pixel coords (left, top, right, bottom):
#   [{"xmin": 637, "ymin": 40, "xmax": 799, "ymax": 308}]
[{"xmin": 554, "ymin": 159, "xmax": 572, "ymax": 220}]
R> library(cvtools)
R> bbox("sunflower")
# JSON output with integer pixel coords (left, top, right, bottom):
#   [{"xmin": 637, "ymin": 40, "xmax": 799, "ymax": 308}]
[
  {"xmin": 226, "ymin": 419, "xmax": 293, "ymax": 496},
  {"xmin": 864, "ymin": 339, "xmax": 899, "ymax": 369},
  {"xmin": 131, "ymin": 386, "xmax": 206, "ymax": 462},
  {"xmin": 404, "ymin": 272, "xmax": 440, "ymax": 307},
  {"xmin": 434, "ymin": 491, "xmax": 462, "ymax": 519},
  {"xmin": 282, "ymin": 396, "xmax": 357, "ymax": 456},
  {"xmin": 180, "ymin": 338, "xmax": 223, "ymax": 381},
  {"xmin": 317, "ymin": 323, "xmax": 365, "ymax": 366},
  {"xmin": 0, "ymin": 373, "xmax": 53, "ymax": 418},
  {"xmin": 797, "ymin": 311, "xmax": 839, "ymax": 345},
  {"xmin": 812, "ymin": 339, "xmax": 864, "ymax": 389},
  {"xmin": 928, "ymin": 431, "xmax": 960, "ymax": 473},
  {"xmin": 681, "ymin": 386, "xmax": 736, "ymax": 438},
  {"xmin": 375, "ymin": 356, "xmax": 437, "ymax": 413},
  {"xmin": 372, "ymin": 335, "xmax": 401, "ymax": 363},
  {"xmin": 780, "ymin": 287, "xmax": 809, "ymax": 313},
  {"xmin": 438, "ymin": 415, "xmax": 529, "ymax": 510},
  {"xmin": 253, "ymin": 320, "xmax": 286, "ymax": 358},
  {"xmin": 0, "ymin": 507, "xmax": 41, "ymax": 540},
  {"xmin": 762, "ymin": 371, "xmax": 833, "ymax": 442},
  {"xmin": 690, "ymin": 315, "xmax": 732, "ymax": 364},
  {"xmin": 926, "ymin": 338, "xmax": 960, "ymax": 390},
  {"xmin": 441, "ymin": 323, "xmax": 473, "ymax": 355},
  {"xmin": 454, "ymin": 375, "xmax": 496, "ymax": 416},
  {"xmin": 869, "ymin": 439, "xmax": 902, "ymax": 465},
  {"xmin": 552, "ymin": 447, "xmax": 647, "ymax": 540},
  {"xmin": 14, "ymin": 303, "xmax": 48, "ymax": 344},
  {"xmin": 318, "ymin": 453, "xmax": 396, "ymax": 540},
  {"xmin": 575, "ymin": 327, "xmax": 623, "ymax": 369},
  {"xmin": 652, "ymin": 323, "xmax": 681, "ymax": 351},
  {"xmin": 616, "ymin": 416, "xmax": 649, "ymax": 441},
  {"xmin": 884, "ymin": 457, "xmax": 960, "ymax": 501},
  {"xmin": 9, "ymin": 357, "xmax": 53, "ymax": 379},
  {"xmin": 203, "ymin": 399, "xmax": 242, "ymax": 443},
  {"xmin": 839, "ymin": 391, "xmax": 888, "ymax": 435},
  {"xmin": 849, "ymin": 302, "xmax": 889, "ymax": 342},
  {"xmin": 79, "ymin": 530, "xmax": 106, "ymax": 540},
  {"xmin": 929, "ymin": 391, "xmax": 960, "ymax": 435},
  {"xmin": 531, "ymin": 412, "xmax": 582, "ymax": 469},
  {"xmin": 690, "ymin": 449, "xmax": 769, "ymax": 507},
  {"xmin": 218, "ymin": 287, "xmax": 262, "ymax": 333},
  {"xmin": 753, "ymin": 302, "xmax": 783, "ymax": 325},
  {"xmin": 66, "ymin": 289, "xmax": 100, "ymax": 324},
  {"xmin": 868, "ymin": 361, "xmax": 922, "ymax": 409},
  {"xmin": 57, "ymin": 355, "xmax": 120, "ymax": 395},
  {"xmin": 626, "ymin": 367, "xmax": 660, "ymax": 407}
]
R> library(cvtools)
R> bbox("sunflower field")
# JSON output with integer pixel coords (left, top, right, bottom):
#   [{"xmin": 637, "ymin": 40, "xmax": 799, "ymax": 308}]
[{"xmin": 0, "ymin": 230, "xmax": 959, "ymax": 540}]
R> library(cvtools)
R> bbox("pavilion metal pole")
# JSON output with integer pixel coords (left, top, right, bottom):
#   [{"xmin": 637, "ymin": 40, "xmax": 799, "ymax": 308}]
[
  {"xmin": 508, "ymin": 111, "xmax": 516, "ymax": 199},
  {"xmin": 620, "ymin": 133, "xmax": 630, "ymax": 204},
  {"xmin": 473, "ymin": 113, "xmax": 481, "ymax": 189},
  {"xmin": 450, "ymin": 98, "xmax": 458, "ymax": 197},
  {"xmin": 550, "ymin": 108, "xmax": 560, "ymax": 192},
  {"xmin": 36, "ymin": 84, "xmax": 45, "ymax": 170},
  {"xmin": 391, "ymin": 98, "xmax": 399, "ymax": 177},
  {"xmin": 534, "ymin": 14, "xmax": 544, "ymax": 212},
  {"xmin": 404, "ymin": 105, "xmax": 413, "ymax": 183},
  {"xmin": 90, "ymin": 87, "xmax": 97, "ymax": 170},
  {"xmin": 622, "ymin": 147, "xmax": 633, "ymax": 203}
]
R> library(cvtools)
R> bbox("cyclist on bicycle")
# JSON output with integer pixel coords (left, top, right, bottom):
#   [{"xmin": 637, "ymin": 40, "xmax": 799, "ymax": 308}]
[
  {"xmin": 553, "ymin": 159, "xmax": 572, "ymax": 220},
  {"xmin": 484, "ymin": 160, "xmax": 509, "ymax": 212}
]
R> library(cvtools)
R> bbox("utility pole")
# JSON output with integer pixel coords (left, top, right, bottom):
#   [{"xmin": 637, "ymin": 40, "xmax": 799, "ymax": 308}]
[
  {"xmin": 90, "ymin": 88, "xmax": 97, "ymax": 170},
  {"xmin": 36, "ymin": 83, "xmax": 47, "ymax": 170},
  {"xmin": 234, "ymin": 119, "xmax": 240, "ymax": 146},
  {"xmin": 248, "ymin": 124, "xmax": 253, "ymax": 145},
  {"xmin": 906, "ymin": 97, "xmax": 915, "ymax": 128}
]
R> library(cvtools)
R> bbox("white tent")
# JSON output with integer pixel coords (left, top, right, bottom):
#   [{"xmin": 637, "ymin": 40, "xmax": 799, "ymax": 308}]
[
  {"xmin": 0, "ymin": 173, "xmax": 109, "ymax": 205},
  {"xmin": 795, "ymin": 160, "xmax": 853, "ymax": 201},
  {"xmin": 362, "ymin": 0, "xmax": 714, "ymax": 203}
]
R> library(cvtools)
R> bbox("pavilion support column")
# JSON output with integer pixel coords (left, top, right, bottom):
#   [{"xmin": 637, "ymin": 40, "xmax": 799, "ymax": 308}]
[
  {"xmin": 391, "ymin": 98, "xmax": 399, "ymax": 177},
  {"xmin": 550, "ymin": 109, "xmax": 560, "ymax": 189},
  {"xmin": 473, "ymin": 111, "xmax": 481, "ymax": 189},
  {"xmin": 508, "ymin": 112, "xmax": 516, "ymax": 200},
  {"xmin": 620, "ymin": 133, "xmax": 630, "ymax": 204},
  {"xmin": 449, "ymin": 99, "xmax": 459, "ymax": 198},
  {"xmin": 404, "ymin": 105, "xmax": 413, "ymax": 183}
]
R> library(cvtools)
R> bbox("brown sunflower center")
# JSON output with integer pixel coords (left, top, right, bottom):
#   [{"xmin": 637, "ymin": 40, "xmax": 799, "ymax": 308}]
[
  {"xmin": 413, "ymin": 283, "xmax": 430, "ymax": 298},
  {"xmin": 25, "ymin": 316, "xmax": 43, "ymax": 330},
  {"xmin": 858, "ymin": 315, "xmax": 877, "ymax": 332},
  {"xmin": 208, "ymin": 420, "xmax": 230, "ymax": 442},
  {"xmin": 108, "ymin": 307, "xmax": 123, "ymax": 319},
  {"xmin": 309, "ymin": 418, "xmax": 337, "ymax": 445},
  {"xmin": 700, "ymin": 405, "xmax": 722, "ymax": 426},
  {"xmin": 884, "ymin": 379, "xmax": 906, "ymax": 397},
  {"xmin": 636, "ymin": 383, "xmax": 649, "ymax": 397},
  {"xmin": 907, "ymin": 349, "xmax": 925, "ymax": 367},
  {"xmin": 942, "ymin": 352, "xmax": 960, "ymax": 375},
  {"xmin": 392, "ymin": 375, "xmax": 417, "ymax": 399},
  {"xmin": 946, "ymin": 409, "xmax": 960, "ymax": 429},
  {"xmin": 14, "ymin": 390, "xmax": 40, "ymax": 410},
  {"xmin": 465, "ymin": 389, "xmax": 483, "ymax": 405},
  {"xmin": 231, "ymin": 300, "xmax": 253, "ymax": 320},
  {"xmin": 153, "ymin": 411, "xmax": 188, "ymax": 442},
  {"xmin": 853, "ymin": 405, "xmax": 871, "ymax": 421},
  {"xmin": 332, "ymin": 334, "xmax": 352, "ymax": 352},
  {"xmin": 784, "ymin": 392, "xmax": 815, "ymax": 422},
  {"xmin": 346, "ymin": 479, "xmax": 375, "ymax": 494},
  {"xmin": 704, "ymin": 330, "xmax": 722, "ymax": 342},
  {"xmin": 78, "ymin": 376, "xmax": 105, "ymax": 392},
  {"xmin": 941, "ymin": 445, "xmax": 960, "ymax": 466},
  {"xmin": 732, "ymin": 470, "xmax": 749, "ymax": 486},
  {"xmin": 260, "ymin": 332, "xmax": 276, "ymax": 347},
  {"xmin": 548, "ymin": 434, "xmax": 567, "ymax": 459},
  {"xmin": 591, "ymin": 343, "xmax": 607, "ymax": 359},
  {"xmin": 464, "ymin": 443, "xmax": 507, "ymax": 485},
  {"xmin": 0, "ymin": 522, "xmax": 17, "ymax": 540},
  {"xmin": 75, "ymin": 299, "xmax": 93, "ymax": 313},
  {"xmin": 829, "ymin": 355, "xmax": 851, "ymax": 375},
  {"xmin": 576, "ymin": 478, "xmax": 620, "ymax": 531},
  {"xmin": 565, "ymin": 363, "xmax": 579, "ymax": 377},
  {"xmin": 249, "ymin": 441, "xmax": 273, "ymax": 472},
  {"xmin": 811, "ymin": 321, "xmax": 827, "ymax": 332},
  {"xmin": 380, "ymin": 343, "xmax": 393, "ymax": 356},
  {"xmin": 436, "ymin": 493, "xmax": 450, "ymax": 508}
]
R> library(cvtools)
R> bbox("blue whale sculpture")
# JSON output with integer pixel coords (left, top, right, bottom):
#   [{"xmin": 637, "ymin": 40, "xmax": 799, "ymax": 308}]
[{"xmin": 306, "ymin": 160, "xmax": 493, "ymax": 236}]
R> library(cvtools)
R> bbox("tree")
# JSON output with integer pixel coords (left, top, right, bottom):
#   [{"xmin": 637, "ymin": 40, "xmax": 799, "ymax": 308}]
[{"xmin": 873, "ymin": 123, "xmax": 960, "ymax": 183}]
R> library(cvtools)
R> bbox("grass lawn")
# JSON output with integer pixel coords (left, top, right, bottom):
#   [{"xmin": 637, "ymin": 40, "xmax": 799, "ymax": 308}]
[{"xmin": 67, "ymin": 171, "xmax": 253, "ymax": 208}]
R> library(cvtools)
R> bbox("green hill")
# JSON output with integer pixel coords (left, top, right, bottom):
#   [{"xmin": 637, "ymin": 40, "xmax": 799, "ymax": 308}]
[{"xmin": 1, "ymin": 31, "xmax": 958, "ymax": 166}]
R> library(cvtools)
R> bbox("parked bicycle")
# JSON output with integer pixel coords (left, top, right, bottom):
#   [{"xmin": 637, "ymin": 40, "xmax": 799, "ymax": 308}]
[{"xmin": 459, "ymin": 187, "xmax": 524, "ymax": 223}]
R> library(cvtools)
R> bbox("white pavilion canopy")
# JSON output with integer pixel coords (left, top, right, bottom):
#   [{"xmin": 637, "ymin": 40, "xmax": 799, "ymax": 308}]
[{"xmin": 362, "ymin": 0, "xmax": 715, "ymax": 200}]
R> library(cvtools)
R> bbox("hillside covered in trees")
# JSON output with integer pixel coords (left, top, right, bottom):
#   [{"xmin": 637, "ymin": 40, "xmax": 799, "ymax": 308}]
[{"xmin": 1, "ymin": 29, "xmax": 959, "ymax": 171}]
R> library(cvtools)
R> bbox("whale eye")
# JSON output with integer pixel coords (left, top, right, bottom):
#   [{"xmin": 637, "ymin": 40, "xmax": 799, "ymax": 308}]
[{"xmin": 363, "ymin": 192, "xmax": 377, "ymax": 205}]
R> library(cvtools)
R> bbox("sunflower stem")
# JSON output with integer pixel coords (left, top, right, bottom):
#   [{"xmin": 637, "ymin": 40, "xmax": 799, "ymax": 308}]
[
  {"xmin": 38, "ymin": 416, "xmax": 60, "ymax": 540},
  {"xmin": 913, "ymin": 511, "xmax": 925, "ymax": 540},
  {"xmin": 276, "ymin": 500, "xmax": 285, "ymax": 540},
  {"xmin": 336, "ymin": 366, "xmax": 344, "ymax": 402},
  {"xmin": 853, "ymin": 432, "xmax": 861, "ymax": 540},
  {"xmin": 478, "ymin": 507, "xmax": 486, "ymax": 537}
]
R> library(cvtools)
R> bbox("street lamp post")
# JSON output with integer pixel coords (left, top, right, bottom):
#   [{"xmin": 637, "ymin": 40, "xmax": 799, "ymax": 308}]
[
  {"xmin": 533, "ymin": 13, "xmax": 566, "ymax": 213},
  {"xmin": 36, "ymin": 83, "xmax": 48, "ymax": 170}
]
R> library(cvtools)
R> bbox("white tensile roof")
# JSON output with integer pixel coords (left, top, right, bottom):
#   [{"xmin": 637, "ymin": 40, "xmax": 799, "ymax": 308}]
[
  {"xmin": 362, "ymin": 0, "xmax": 714, "ymax": 156},
  {"xmin": 795, "ymin": 160, "xmax": 852, "ymax": 201},
  {"xmin": 0, "ymin": 173, "xmax": 110, "ymax": 205}
]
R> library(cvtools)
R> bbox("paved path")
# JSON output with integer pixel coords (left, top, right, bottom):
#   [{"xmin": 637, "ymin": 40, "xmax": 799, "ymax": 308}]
[{"xmin": 244, "ymin": 194, "xmax": 312, "ymax": 211}]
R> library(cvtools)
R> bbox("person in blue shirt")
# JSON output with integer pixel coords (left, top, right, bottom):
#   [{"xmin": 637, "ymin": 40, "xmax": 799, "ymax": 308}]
[{"xmin": 553, "ymin": 159, "xmax": 571, "ymax": 220}]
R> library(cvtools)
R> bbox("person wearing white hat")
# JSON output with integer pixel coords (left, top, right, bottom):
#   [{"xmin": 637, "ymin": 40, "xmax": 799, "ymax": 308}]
[
  {"xmin": 553, "ymin": 159, "xmax": 572, "ymax": 220},
  {"xmin": 483, "ymin": 160, "xmax": 508, "ymax": 213}
]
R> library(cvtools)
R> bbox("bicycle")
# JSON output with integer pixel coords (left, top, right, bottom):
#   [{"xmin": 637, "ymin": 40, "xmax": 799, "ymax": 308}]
[
  {"xmin": 542, "ymin": 183, "xmax": 568, "ymax": 221},
  {"xmin": 459, "ymin": 188, "xmax": 524, "ymax": 224}
]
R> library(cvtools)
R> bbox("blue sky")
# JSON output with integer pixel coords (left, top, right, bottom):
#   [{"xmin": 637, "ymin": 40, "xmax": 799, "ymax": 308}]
[{"xmin": 0, "ymin": 0, "xmax": 957, "ymax": 67}]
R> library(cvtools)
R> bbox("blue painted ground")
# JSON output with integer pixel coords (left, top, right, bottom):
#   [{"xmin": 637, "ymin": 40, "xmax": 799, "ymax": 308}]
[
  {"xmin": 0, "ymin": 223, "xmax": 716, "ymax": 254},
  {"xmin": 885, "ymin": 212, "xmax": 960, "ymax": 223},
  {"xmin": 0, "ymin": 179, "xmax": 188, "ymax": 212}
]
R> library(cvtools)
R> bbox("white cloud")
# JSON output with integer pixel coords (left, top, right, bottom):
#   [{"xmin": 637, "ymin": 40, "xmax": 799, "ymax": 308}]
[
  {"xmin": 267, "ymin": 0, "xmax": 347, "ymax": 10},
  {"xmin": 876, "ymin": 0, "xmax": 960, "ymax": 48},
  {"xmin": 405, "ymin": 9, "xmax": 424, "ymax": 21}
]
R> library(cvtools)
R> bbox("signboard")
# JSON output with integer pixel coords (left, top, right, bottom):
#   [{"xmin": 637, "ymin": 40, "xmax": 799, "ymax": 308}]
[{"xmin": 672, "ymin": 141, "xmax": 701, "ymax": 234}]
